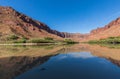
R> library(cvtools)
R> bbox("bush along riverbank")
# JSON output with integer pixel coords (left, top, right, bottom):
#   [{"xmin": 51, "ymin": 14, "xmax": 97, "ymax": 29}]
[
  {"xmin": 88, "ymin": 37, "xmax": 120, "ymax": 44},
  {"xmin": 0, "ymin": 35, "xmax": 78, "ymax": 45}
]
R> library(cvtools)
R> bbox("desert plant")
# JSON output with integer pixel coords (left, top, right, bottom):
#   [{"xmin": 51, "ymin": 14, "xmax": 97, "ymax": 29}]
[
  {"xmin": 13, "ymin": 37, "xmax": 27, "ymax": 43},
  {"xmin": 28, "ymin": 38, "xmax": 54, "ymax": 43},
  {"xmin": 44, "ymin": 37, "xmax": 53, "ymax": 40},
  {"xmin": 64, "ymin": 39, "xmax": 77, "ymax": 44},
  {"xmin": 7, "ymin": 35, "xmax": 19, "ymax": 40},
  {"xmin": 88, "ymin": 37, "xmax": 120, "ymax": 44}
]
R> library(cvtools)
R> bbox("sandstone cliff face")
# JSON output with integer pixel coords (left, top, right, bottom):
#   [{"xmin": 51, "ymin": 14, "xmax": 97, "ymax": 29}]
[
  {"xmin": 85, "ymin": 17, "xmax": 120, "ymax": 41},
  {"xmin": 61, "ymin": 32, "xmax": 88, "ymax": 41},
  {"xmin": 1, "ymin": 6, "xmax": 120, "ymax": 42},
  {"xmin": 0, "ymin": 6, "xmax": 65, "ymax": 40},
  {"xmin": 0, "ymin": 6, "xmax": 85, "ymax": 41},
  {"xmin": 90, "ymin": 18, "xmax": 120, "ymax": 35}
]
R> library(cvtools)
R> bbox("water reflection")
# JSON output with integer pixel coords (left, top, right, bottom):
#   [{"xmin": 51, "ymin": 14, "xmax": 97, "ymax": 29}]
[
  {"xmin": 0, "ymin": 44, "xmax": 120, "ymax": 79},
  {"xmin": 16, "ymin": 52, "xmax": 120, "ymax": 79},
  {"xmin": 0, "ymin": 56, "xmax": 53, "ymax": 79},
  {"xmin": 0, "ymin": 45, "xmax": 64, "ymax": 79}
]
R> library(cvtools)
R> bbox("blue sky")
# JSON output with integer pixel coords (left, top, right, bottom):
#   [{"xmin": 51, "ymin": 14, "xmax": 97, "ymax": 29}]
[{"xmin": 0, "ymin": 0, "xmax": 120, "ymax": 33}]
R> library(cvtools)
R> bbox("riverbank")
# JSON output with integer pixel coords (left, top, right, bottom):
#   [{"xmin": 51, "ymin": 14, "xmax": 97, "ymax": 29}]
[
  {"xmin": 86, "ymin": 37, "xmax": 120, "ymax": 48},
  {"xmin": 0, "ymin": 38, "xmax": 78, "ymax": 45},
  {"xmin": 0, "ymin": 43, "xmax": 58, "ymax": 46},
  {"xmin": 88, "ymin": 37, "xmax": 120, "ymax": 44}
]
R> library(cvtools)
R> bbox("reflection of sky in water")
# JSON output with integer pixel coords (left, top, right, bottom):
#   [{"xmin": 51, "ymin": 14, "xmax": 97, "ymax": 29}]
[
  {"xmin": 57, "ymin": 52, "xmax": 94, "ymax": 60},
  {"xmin": 16, "ymin": 52, "xmax": 120, "ymax": 79},
  {"xmin": 67, "ymin": 52, "xmax": 94, "ymax": 58}
]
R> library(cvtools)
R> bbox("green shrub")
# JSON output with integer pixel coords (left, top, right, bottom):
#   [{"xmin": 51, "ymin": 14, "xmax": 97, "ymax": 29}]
[
  {"xmin": 44, "ymin": 37, "xmax": 53, "ymax": 40},
  {"xmin": 28, "ymin": 38, "xmax": 54, "ymax": 43},
  {"xmin": 13, "ymin": 38, "xmax": 27, "ymax": 43},
  {"xmin": 88, "ymin": 40, "xmax": 99, "ymax": 44},
  {"xmin": 29, "ymin": 39, "xmax": 43, "ymax": 43},
  {"xmin": 108, "ymin": 37, "xmax": 115, "ymax": 39},
  {"xmin": 88, "ymin": 37, "xmax": 120, "ymax": 44},
  {"xmin": 7, "ymin": 35, "xmax": 19, "ymax": 40},
  {"xmin": 64, "ymin": 39, "xmax": 77, "ymax": 44}
]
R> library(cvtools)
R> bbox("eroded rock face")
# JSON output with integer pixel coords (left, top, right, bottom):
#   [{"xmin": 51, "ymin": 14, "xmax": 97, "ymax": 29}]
[
  {"xmin": 0, "ymin": 6, "xmax": 63, "ymax": 40},
  {"xmin": 0, "ymin": 6, "xmax": 85, "ymax": 41},
  {"xmin": 85, "ymin": 17, "xmax": 120, "ymax": 41},
  {"xmin": 61, "ymin": 32, "xmax": 88, "ymax": 41},
  {"xmin": 1, "ymin": 6, "xmax": 120, "ymax": 42},
  {"xmin": 90, "ymin": 17, "xmax": 120, "ymax": 35}
]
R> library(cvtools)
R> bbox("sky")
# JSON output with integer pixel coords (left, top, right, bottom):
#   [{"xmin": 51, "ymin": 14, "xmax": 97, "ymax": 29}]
[{"xmin": 0, "ymin": 0, "xmax": 120, "ymax": 33}]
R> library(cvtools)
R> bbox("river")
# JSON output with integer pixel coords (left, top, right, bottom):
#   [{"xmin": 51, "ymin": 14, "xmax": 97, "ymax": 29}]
[{"xmin": 0, "ymin": 44, "xmax": 120, "ymax": 79}]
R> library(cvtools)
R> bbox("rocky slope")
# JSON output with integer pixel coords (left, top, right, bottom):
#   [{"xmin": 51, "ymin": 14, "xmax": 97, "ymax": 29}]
[
  {"xmin": 87, "ymin": 17, "xmax": 120, "ymax": 41},
  {"xmin": 1, "ymin": 6, "xmax": 120, "ymax": 42},
  {"xmin": 0, "ymin": 6, "xmax": 84, "ymax": 41},
  {"xmin": 0, "ymin": 6, "xmax": 65, "ymax": 40},
  {"xmin": 61, "ymin": 32, "xmax": 88, "ymax": 41}
]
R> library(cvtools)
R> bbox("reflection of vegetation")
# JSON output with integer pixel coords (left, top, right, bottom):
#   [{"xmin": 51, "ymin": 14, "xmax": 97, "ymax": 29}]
[
  {"xmin": 0, "ymin": 45, "xmax": 29, "ymax": 54},
  {"xmin": 0, "ymin": 44, "xmax": 66, "ymax": 57},
  {"xmin": 99, "ymin": 44, "xmax": 120, "ymax": 49},
  {"xmin": 0, "ymin": 44, "xmax": 78, "ymax": 79},
  {"xmin": 88, "ymin": 37, "xmax": 120, "ymax": 44},
  {"xmin": 44, "ymin": 45, "xmax": 54, "ymax": 49},
  {"xmin": 1, "ymin": 44, "xmax": 120, "ymax": 79},
  {"xmin": 0, "ymin": 42, "xmax": 78, "ymax": 79}
]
